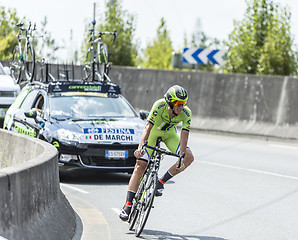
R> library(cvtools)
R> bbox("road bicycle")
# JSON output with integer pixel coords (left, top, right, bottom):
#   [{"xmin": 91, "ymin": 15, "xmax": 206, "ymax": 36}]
[
  {"xmin": 10, "ymin": 22, "xmax": 36, "ymax": 83},
  {"xmin": 128, "ymin": 138, "xmax": 185, "ymax": 237},
  {"xmin": 84, "ymin": 20, "xmax": 117, "ymax": 82}
]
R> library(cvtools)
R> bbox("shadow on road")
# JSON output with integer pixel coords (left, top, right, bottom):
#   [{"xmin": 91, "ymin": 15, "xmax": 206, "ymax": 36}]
[
  {"xmin": 59, "ymin": 168, "xmax": 131, "ymax": 185},
  {"xmin": 127, "ymin": 229, "xmax": 228, "ymax": 240}
]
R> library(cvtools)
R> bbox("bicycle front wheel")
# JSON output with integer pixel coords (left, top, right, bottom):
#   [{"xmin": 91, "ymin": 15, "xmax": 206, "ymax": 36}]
[
  {"xmin": 128, "ymin": 200, "xmax": 139, "ymax": 231},
  {"xmin": 134, "ymin": 172, "xmax": 157, "ymax": 237},
  {"xmin": 10, "ymin": 45, "xmax": 22, "ymax": 83},
  {"xmin": 24, "ymin": 41, "xmax": 35, "ymax": 82}
]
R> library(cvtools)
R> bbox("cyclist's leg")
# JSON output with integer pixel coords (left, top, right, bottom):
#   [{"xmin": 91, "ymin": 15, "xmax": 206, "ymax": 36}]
[
  {"xmin": 156, "ymin": 129, "xmax": 194, "ymax": 195},
  {"xmin": 120, "ymin": 133, "xmax": 158, "ymax": 221}
]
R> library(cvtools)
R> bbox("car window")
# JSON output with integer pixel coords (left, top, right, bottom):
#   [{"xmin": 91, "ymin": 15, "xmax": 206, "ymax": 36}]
[
  {"xmin": 20, "ymin": 90, "xmax": 40, "ymax": 111},
  {"xmin": 49, "ymin": 94, "xmax": 137, "ymax": 118}
]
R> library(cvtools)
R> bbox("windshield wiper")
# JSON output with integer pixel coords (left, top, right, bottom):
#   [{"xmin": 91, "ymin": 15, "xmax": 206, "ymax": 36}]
[{"xmin": 51, "ymin": 116, "xmax": 71, "ymax": 121}]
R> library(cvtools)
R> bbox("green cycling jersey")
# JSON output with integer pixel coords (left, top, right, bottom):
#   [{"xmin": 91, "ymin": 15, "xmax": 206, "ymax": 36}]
[
  {"xmin": 147, "ymin": 98, "xmax": 192, "ymax": 132},
  {"xmin": 140, "ymin": 98, "xmax": 192, "ymax": 158}
]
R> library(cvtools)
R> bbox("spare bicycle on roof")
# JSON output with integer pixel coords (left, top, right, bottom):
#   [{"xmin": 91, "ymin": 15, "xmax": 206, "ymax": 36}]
[
  {"xmin": 84, "ymin": 3, "xmax": 117, "ymax": 82},
  {"xmin": 10, "ymin": 22, "xmax": 37, "ymax": 84}
]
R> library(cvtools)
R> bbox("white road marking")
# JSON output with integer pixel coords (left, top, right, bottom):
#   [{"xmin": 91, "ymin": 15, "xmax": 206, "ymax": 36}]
[
  {"xmin": 112, "ymin": 208, "xmax": 121, "ymax": 215},
  {"xmin": 60, "ymin": 183, "xmax": 89, "ymax": 194},
  {"xmin": 199, "ymin": 161, "xmax": 298, "ymax": 181},
  {"xmin": 269, "ymin": 144, "xmax": 298, "ymax": 150}
]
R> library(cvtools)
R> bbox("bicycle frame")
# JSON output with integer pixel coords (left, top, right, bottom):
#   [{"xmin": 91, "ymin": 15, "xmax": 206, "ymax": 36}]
[
  {"xmin": 11, "ymin": 22, "xmax": 36, "ymax": 83},
  {"xmin": 129, "ymin": 139, "xmax": 184, "ymax": 237},
  {"xmin": 84, "ymin": 28, "xmax": 117, "ymax": 82}
]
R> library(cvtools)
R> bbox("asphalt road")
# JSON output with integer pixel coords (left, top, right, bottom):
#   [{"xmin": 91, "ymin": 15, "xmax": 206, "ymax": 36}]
[{"xmin": 60, "ymin": 131, "xmax": 298, "ymax": 240}]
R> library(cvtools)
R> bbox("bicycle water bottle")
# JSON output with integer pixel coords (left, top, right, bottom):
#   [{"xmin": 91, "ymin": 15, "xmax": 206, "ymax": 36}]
[{"xmin": 19, "ymin": 54, "xmax": 24, "ymax": 60}]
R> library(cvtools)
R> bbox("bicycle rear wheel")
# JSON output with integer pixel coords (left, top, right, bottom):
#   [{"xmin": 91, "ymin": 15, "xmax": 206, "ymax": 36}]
[
  {"xmin": 10, "ymin": 45, "xmax": 22, "ymax": 83},
  {"xmin": 98, "ymin": 43, "xmax": 109, "ymax": 78},
  {"xmin": 24, "ymin": 41, "xmax": 35, "ymax": 82},
  {"xmin": 134, "ymin": 173, "xmax": 157, "ymax": 237}
]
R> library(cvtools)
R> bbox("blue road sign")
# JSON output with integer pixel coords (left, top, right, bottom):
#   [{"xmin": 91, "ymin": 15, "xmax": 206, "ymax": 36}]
[{"xmin": 182, "ymin": 48, "xmax": 225, "ymax": 65}]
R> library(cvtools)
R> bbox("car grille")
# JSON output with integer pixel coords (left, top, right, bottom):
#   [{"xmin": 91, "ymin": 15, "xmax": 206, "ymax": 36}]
[
  {"xmin": 0, "ymin": 91, "xmax": 15, "ymax": 97},
  {"xmin": 0, "ymin": 104, "xmax": 11, "ymax": 108},
  {"xmin": 60, "ymin": 143, "xmax": 138, "ymax": 168}
]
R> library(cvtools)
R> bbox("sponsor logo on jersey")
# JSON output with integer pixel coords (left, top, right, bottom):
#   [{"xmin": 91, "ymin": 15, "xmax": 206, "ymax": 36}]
[{"xmin": 183, "ymin": 108, "xmax": 190, "ymax": 117}]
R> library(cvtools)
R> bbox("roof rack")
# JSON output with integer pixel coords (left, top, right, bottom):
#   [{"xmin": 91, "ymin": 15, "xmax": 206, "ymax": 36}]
[{"xmin": 18, "ymin": 60, "xmax": 116, "ymax": 86}]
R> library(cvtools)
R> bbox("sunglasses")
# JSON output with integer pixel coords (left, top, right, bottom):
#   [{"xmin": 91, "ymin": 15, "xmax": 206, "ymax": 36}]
[{"xmin": 173, "ymin": 100, "xmax": 186, "ymax": 106}]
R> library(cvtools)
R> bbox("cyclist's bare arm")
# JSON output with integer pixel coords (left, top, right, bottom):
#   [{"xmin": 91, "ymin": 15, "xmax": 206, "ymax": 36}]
[
  {"xmin": 179, "ymin": 129, "xmax": 189, "ymax": 156},
  {"xmin": 134, "ymin": 122, "xmax": 153, "ymax": 158}
]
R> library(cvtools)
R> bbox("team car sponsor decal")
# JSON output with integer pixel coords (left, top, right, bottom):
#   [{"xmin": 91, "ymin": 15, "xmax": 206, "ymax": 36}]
[
  {"xmin": 61, "ymin": 92, "xmax": 108, "ymax": 97},
  {"xmin": 52, "ymin": 141, "xmax": 60, "ymax": 148},
  {"xmin": 14, "ymin": 125, "xmax": 36, "ymax": 137},
  {"xmin": 68, "ymin": 85, "xmax": 100, "ymax": 91},
  {"xmin": 83, "ymin": 128, "xmax": 136, "ymax": 142}
]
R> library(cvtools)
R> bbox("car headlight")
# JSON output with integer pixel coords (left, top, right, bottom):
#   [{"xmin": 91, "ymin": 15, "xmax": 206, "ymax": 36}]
[{"xmin": 57, "ymin": 129, "xmax": 80, "ymax": 143}]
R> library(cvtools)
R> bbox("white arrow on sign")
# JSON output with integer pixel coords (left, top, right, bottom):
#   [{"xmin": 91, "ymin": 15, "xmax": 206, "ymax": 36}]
[
  {"xmin": 182, "ymin": 48, "xmax": 199, "ymax": 64},
  {"xmin": 182, "ymin": 48, "xmax": 226, "ymax": 65}
]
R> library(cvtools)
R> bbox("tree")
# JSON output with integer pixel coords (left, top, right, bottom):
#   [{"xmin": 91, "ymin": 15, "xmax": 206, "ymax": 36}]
[
  {"xmin": 0, "ymin": 7, "xmax": 61, "ymax": 62},
  {"xmin": 0, "ymin": 7, "xmax": 23, "ymax": 59},
  {"xmin": 81, "ymin": 0, "xmax": 138, "ymax": 66},
  {"xmin": 224, "ymin": 0, "xmax": 297, "ymax": 75},
  {"xmin": 140, "ymin": 18, "xmax": 173, "ymax": 69}
]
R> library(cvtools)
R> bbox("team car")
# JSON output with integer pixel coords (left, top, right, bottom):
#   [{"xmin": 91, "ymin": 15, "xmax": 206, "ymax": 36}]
[
  {"xmin": 0, "ymin": 62, "xmax": 20, "ymax": 126},
  {"xmin": 4, "ymin": 80, "xmax": 147, "ymax": 173}
]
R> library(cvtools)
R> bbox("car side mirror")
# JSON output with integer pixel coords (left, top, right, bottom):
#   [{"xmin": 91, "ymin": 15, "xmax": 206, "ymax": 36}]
[
  {"xmin": 139, "ymin": 110, "xmax": 149, "ymax": 120},
  {"xmin": 25, "ymin": 109, "xmax": 37, "ymax": 119},
  {"xmin": 24, "ymin": 109, "xmax": 45, "ymax": 127}
]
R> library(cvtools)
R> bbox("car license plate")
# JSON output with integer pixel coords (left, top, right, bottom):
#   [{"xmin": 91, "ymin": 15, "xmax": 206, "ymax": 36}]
[{"xmin": 105, "ymin": 150, "xmax": 128, "ymax": 159}]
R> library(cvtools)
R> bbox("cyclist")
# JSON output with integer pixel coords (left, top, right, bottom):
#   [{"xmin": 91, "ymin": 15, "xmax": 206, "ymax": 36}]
[{"xmin": 119, "ymin": 85, "xmax": 194, "ymax": 221}]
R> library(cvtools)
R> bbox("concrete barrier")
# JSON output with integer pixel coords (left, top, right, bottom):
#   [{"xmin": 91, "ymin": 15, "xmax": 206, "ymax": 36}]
[
  {"xmin": 0, "ymin": 129, "xmax": 76, "ymax": 240},
  {"xmin": 1, "ymin": 60, "xmax": 298, "ymax": 140},
  {"xmin": 109, "ymin": 67, "xmax": 298, "ymax": 140}
]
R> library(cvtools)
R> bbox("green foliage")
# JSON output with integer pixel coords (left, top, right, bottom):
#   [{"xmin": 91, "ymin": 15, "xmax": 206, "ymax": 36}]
[
  {"xmin": 0, "ymin": 7, "xmax": 22, "ymax": 59},
  {"xmin": 0, "ymin": 7, "xmax": 60, "ymax": 62},
  {"xmin": 224, "ymin": 0, "xmax": 297, "ymax": 75},
  {"xmin": 140, "ymin": 18, "xmax": 173, "ymax": 69},
  {"xmin": 81, "ymin": 0, "xmax": 138, "ymax": 66}
]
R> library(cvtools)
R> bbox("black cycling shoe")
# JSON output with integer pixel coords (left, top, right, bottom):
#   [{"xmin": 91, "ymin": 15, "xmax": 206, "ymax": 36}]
[
  {"xmin": 155, "ymin": 180, "xmax": 165, "ymax": 197},
  {"xmin": 119, "ymin": 203, "xmax": 132, "ymax": 221}
]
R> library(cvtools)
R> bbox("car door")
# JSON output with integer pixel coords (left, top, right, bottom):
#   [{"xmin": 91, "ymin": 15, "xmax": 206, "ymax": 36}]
[{"xmin": 12, "ymin": 89, "xmax": 46, "ymax": 138}]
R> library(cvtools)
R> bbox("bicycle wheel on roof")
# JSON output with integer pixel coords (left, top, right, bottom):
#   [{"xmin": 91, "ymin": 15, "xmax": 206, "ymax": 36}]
[
  {"xmin": 24, "ymin": 41, "xmax": 35, "ymax": 82},
  {"xmin": 98, "ymin": 42, "xmax": 109, "ymax": 77},
  {"xmin": 10, "ymin": 45, "xmax": 22, "ymax": 83}
]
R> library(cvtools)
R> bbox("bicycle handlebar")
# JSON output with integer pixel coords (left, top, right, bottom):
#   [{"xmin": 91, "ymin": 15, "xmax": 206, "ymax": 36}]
[
  {"xmin": 141, "ymin": 141, "xmax": 185, "ymax": 168},
  {"xmin": 88, "ymin": 29, "xmax": 117, "ymax": 43},
  {"xmin": 16, "ymin": 22, "xmax": 36, "ymax": 35}
]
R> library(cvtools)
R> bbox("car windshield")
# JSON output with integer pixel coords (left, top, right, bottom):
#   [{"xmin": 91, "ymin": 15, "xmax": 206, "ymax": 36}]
[{"xmin": 49, "ymin": 94, "xmax": 137, "ymax": 119}]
